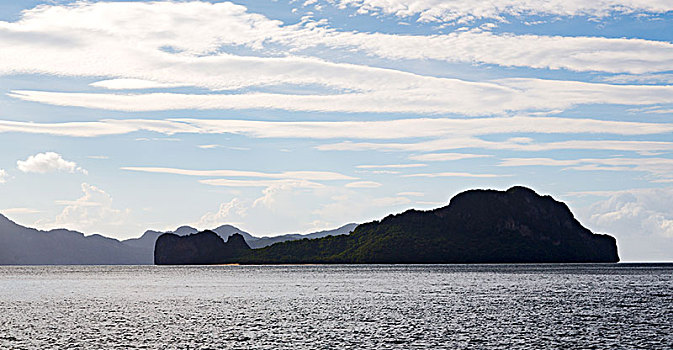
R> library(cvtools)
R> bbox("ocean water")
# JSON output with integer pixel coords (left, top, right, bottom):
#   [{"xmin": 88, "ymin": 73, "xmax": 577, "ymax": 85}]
[{"xmin": 0, "ymin": 264, "xmax": 671, "ymax": 349}]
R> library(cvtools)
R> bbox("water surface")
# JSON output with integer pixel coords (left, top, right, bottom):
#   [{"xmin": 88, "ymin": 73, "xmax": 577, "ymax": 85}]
[{"xmin": 0, "ymin": 264, "xmax": 671, "ymax": 349}]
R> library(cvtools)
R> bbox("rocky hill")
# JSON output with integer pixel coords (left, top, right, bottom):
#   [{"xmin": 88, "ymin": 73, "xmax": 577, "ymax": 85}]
[
  {"xmin": 239, "ymin": 186, "xmax": 619, "ymax": 264},
  {"xmin": 154, "ymin": 231, "xmax": 251, "ymax": 265}
]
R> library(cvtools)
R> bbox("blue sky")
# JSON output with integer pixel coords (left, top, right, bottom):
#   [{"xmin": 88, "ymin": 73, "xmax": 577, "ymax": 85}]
[{"xmin": 1, "ymin": 0, "xmax": 672, "ymax": 261}]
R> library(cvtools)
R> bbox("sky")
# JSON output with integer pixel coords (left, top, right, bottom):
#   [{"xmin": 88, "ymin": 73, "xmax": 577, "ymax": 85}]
[{"xmin": 0, "ymin": 0, "xmax": 672, "ymax": 261}]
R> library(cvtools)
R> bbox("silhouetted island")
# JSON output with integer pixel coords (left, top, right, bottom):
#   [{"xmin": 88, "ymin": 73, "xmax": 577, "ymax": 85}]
[
  {"xmin": 154, "ymin": 186, "xmax": 620, "ymax": 264},
  {"xmin": 154, "ymin": 231, "xmax": 251, "ymax": 265}
]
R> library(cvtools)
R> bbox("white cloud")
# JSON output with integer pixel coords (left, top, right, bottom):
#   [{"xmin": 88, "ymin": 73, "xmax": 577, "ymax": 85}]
[
  {"xmin": 197, "ymin": 144, "xmax": 221, "ymax": 149},
  {"xmin": 121, "ymin": 166, "xmax": 355, "ymax": 180},
  {"xmin": 0, "ymin": 169, "xmax": 7, "ymax": 184},
  {"xmin": 345, "ymin": 181, "xmax": 382, "ymax": 188},
  {"xmin": 409, "ymin": 153, "xmax": 491, "ymax": 161},
  {"xmin": 603, "ymin": 73, "xmax": 673, "ymax": 84},
  {"xmin": 578, "ymin": 187, "xmax": 673, "ymax": 261},
  {"xmin": 319, "ymin": 138, "xmax": 673, "ymax": 153},
  {"xmin": 500, "ymin": 157, "xmax": 673, "ymax": 181},
  {"xmin": 11, "ymin": 78, "xmax": 673, "ymax": 115},
  {"xmin": 356, "ymin": 164, "xmax": 426, "ymax": 169},
  {"xmin": 331, "ymin": 0, "xmax": 673, "ymax": 23},
  {"xmin": 403, "ymin": 172, "xmax": 502, "ymax": 178},
  {"xmin": 90, "ymin": 78, "xmax": 183, "ymax": 90},
  {"xmin": 0, "ymin": 119, "xmax": 199, "ymax": 137},
  {"xmin": 37, "ymin": 183, "xmax": 130, "ymax": 234},
  {"xmin": 397, "ymin": 191, "xmax": 424, "ymax": 197},
  {"xmin": 315, "ymin": 30, "xmax": 673, "ymax": 74},
  {"xmin": 1, "ymin": 207, "xmax": 41, "ymax": 215},
  {"xmin": 370, "ymin": 196, "xmax": 412, "ymax": 206},
  {"xmin": 195, "ymin": 198, "xmax": 248, "ymax": 229},
  {"xmin": 16, "ymin": 152, "xmax": 87, "ymax": 174},
  {"xmin": 1, "ymin": 1, "xmax": 673, "ymax": 119},
  {"xmin": 200, "ymin": 179, "xmax": 326, "ymax": 188},
  {"xmin": 3, "ymin": 115, "xmax": 672, "ymax": 140}
]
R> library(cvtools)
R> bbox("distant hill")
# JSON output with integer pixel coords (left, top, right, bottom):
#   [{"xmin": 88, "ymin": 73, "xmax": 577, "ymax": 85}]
[
  {"xmin": 238, "ymin": 186, "xmax": 619, "ymax": 264},
  {"xmin": 245, "ymin": 224, "xmax": 358, "ymax": 249},
  {"xmin": 0, "ymin": 213, "xmax": 356, "ymax": 265},
  {"xmin": 0, "ymin": 214, "xmax": 148, "ymax": 265}
]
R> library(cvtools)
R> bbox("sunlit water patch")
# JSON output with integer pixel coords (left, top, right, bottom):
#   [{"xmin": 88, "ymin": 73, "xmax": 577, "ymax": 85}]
[{"xmin": 0, "ymin": 264, "xmax": 671, "ymax": 349}]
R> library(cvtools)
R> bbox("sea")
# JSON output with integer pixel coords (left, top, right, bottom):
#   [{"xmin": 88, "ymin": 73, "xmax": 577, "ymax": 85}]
[{"xmin": 0, "ymin": 264, "xmax": 671, "ymax": 349}]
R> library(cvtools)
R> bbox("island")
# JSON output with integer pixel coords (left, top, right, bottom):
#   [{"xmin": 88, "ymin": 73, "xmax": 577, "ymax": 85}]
[{"xmin": 154, "ymin": 186, "xmax": 619, "ymax": 264}]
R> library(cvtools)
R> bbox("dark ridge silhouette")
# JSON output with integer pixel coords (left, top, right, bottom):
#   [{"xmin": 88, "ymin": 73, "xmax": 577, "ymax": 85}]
[
  {"xmin": 0, "ymin": 212, "xmax": 355, "ymax": 265},
  {"xmin": 154, "ymin": 231, "xmax": 251, "ymax": 265},
  {"xmin": 172, "ymin": 186, "xmax": 616, "ymax": 264},
  {"xmin": 0, "ymin": 214, "xmax": 148, "ymax": 265}
]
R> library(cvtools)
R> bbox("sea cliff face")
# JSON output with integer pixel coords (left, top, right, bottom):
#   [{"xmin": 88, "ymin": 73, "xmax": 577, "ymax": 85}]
[{"xmin": 155, "ymin": 187, "xmax": 619, "ymax": 264}]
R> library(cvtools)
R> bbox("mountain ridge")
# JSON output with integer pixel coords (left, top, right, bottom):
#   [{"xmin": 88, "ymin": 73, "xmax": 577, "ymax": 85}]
[{"xmin": 0, "ymin": 213, "xmax": 356, "ymax": 265}]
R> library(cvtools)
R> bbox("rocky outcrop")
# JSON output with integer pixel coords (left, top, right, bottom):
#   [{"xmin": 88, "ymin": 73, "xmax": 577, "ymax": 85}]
[
  {"xmin": 154, "ymin": 231, "xmax": 251, "ymax": 265},
  {"xmin": 241, "ymin": 186, "xmax": 619, "ymax": 264}
]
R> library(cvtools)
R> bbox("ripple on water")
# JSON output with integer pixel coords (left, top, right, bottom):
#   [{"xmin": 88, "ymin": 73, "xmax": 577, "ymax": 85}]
[{"xmin": 0, "ymin": 264, "xmax": 671, "ymax": 349}]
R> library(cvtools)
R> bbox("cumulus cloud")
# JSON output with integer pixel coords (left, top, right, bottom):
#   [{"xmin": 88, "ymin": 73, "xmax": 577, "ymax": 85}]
[
  {"xmin": 16, "ymin": 152, "xmax": 87, "ymax": 174},
  {"xmin": 0, "ymin": 169, "xmax": 8, "ymax": 184},
  {"xmin": 37, "ymin": 183, "xmax": 130, "ymax": 234},
  {"xmin": 195, "ymin": 198, "xmax": 248, "ymax": 229},
  {"xmin": 578, "ymin": 188, "xmax": 673, "ymax": 261}
]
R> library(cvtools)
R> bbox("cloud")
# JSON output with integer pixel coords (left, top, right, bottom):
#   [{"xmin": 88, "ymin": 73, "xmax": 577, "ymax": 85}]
[
  {"xmin": 603, "ymin": 73, "xmax": 673, "ymax": 84},
  {"xmin": 90, "ymin": 79, "xmax": 183, "ymax": 90},
  {"xmin": 1, "ymin": 207, "xmax": 41, "ymax": 214},
  {"xmin": 121, "ymin": 166, "xmax": 355, "ymax": 180},
  {"xmin": 578, "ymin": 187, "xmax": 673, "ymax": 261},
  {"xmin": 370, "ymin": 196, "xmax": 412, "ymax": 206},
  {"xmin": 11, "ymin": 78, "xmax": 673, "ymax": 114},
  {"xmin": 318, "ymin": 138, "xmax": 673, "ymax": 153},
  {"xmin": 403, "ymin": 172, "xmax": 502, "ymax": 178},
  {"xmin": 0, "ymin": 169, "xmax": 7, "ymax": 184},
  {"xmin": 0, "ymin": 119, "xmax": 199, "ymax": 137},
  {"xmin": 16, "ymin": 152, "xmax": 87, "ymax": 174},
  {"xmin": 356, "ymin": 164, "xmax": 426, "ymax": 169},
  {"xmin": 195, "ymin": 198, "xmax": 248, "ymax": 229},
  {"xmin": 397, "ymin": 191, "xmax": 424, "ymax": 197},
  {"xmin": 2, "ymin": 2, "xmax": 673, "ymax": 117},
  {"xmin": 331, "ymin": 0, "xmax": 673, "ymax": 23},
  {"xmin": 499, "ymin": 157, "xmax": 673, "ymax": 181},
  {"xmin": 200, "ymin": 179, "xmax": 326, "ymax": 188},
  {"xmin": 409, "ymin": 153, "xmax": 491, "ymax": 161},
  {"xmin": 315, "ymin": 30, "xmax": 673, "ymax": 74},
  {"xmin": 345, "ymin": 181, "xmax": 382, "ymax": 188},
  {"xmin": 1, "ymin": 116, "xmax": 673, "ymax": 139},
  {"xmin": 36, "ymin": 183, "xmax": 130, "ymax": 234}
]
